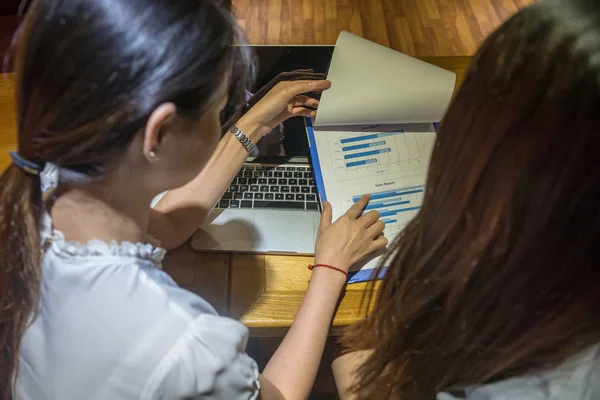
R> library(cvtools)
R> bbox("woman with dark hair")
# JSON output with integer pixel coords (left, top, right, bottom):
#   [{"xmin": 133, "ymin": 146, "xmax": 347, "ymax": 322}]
[
  {"xmin": 0, "ymin": 0, "xmax": 387, "ymax": 398},
  {"xmin": 333, "ymin": 0, "xmax": 600, "ymax": 398}
]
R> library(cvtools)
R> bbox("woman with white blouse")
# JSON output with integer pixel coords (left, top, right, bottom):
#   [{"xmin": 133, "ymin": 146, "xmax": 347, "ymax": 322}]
[{"xmin": 0, "ymin": 0, "xmax": 387, "ymax": 398}]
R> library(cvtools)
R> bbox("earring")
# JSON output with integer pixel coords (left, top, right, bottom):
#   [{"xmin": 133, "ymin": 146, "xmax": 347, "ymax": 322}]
[{"xmin": 148, "ymin": 150, "xmax": 157, "ymax": 158}]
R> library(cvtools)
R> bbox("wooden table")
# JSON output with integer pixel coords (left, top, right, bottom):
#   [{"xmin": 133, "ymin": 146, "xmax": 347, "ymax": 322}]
[{"xmin": 0, "ymin": 56, "xmax": 470, "ymax": 336}]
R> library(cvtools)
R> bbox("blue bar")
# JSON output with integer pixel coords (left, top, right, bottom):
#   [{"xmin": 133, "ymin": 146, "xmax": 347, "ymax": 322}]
[
  {"xmin": 342, "ymin": 140, "xmax": 386, "ymax": 152},
  {"xmin": 346, "ymin": 159, "xmax": 377, "ymax": 168},
  {"xmin": 340, "ymin": 130, "xmax": 405, "ymax": 144},
  {"xmin": 353, "ymin": 185, "xmax": 424, "ymax": 202},
  {"xmin": 381, "ymin": 219, "xmax": 397, "ymax": 225},
  {"xmin": 344, "ymin": 148, "xmax": 391, "ymax": 160},
  {"xmin": 370, "ymin": 189, "xmax": 422, "ymax": 200},
  {"xmin": 365, "ymin": 200, "xmax": 410, "ymax": 210},
  {"xmin": 379, "ymin": 206, "xmax": 421, "ymax": 218}
]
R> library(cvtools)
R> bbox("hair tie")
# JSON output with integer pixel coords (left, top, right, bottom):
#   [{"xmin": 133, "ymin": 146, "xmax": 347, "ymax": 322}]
[{"xmin": 9, "ymin": 152, "xmax": 46, "ymax": 176}]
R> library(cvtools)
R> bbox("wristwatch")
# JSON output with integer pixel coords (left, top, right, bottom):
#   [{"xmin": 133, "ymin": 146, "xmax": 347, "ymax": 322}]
[{"xmin": 229, "ymin": 124, "xmax": 257, "ymax": 153}]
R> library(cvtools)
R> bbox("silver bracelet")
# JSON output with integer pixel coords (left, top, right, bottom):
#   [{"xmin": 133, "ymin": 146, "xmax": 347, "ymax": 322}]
[{"xmin": 229, "ymin": 124, "xmax": 257, "ymax": 153}]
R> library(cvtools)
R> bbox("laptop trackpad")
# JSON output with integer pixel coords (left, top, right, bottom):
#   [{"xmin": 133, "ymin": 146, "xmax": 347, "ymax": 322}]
[
  {"xmin": 192, "ymin": 209, "xmax": 255, "ymax": 252},
  {"xmin": 252, "ymin": 211, "xmax": 315, "ymax": 253}
]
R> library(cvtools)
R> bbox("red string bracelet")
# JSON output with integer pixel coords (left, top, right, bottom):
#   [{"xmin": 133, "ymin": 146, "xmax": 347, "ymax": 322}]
[{"xmin": 308, "ymin": 264, "xmax": 348, "ymax": 279}]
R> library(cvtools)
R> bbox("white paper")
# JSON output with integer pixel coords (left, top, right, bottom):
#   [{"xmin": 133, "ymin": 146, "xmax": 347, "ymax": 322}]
[
  {"xmin": 315, "ymin": 31, "xmax": 456, "ymax": 127},
  {"xmin": 312, "ymin": 123, "xmax": 436, "ymax": 272},
  {"xmin": 310, "ymin": 32, "xmax": 455, "ymax": 276}
]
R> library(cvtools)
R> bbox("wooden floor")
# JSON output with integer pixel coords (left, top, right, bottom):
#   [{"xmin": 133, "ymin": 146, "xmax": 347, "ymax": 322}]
[
  {"xmin": 1, "ymin": 1, "xmax": 537, "ymax": 62},
  {"xmin": 234, "ymin": 0, "xmax": 536, "ymax": 57}
]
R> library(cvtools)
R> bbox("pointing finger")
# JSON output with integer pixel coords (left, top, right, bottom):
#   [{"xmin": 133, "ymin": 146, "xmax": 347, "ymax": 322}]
[{"xmin": 346, "ymin": 194, "xmax": 370, "ymax": 219}]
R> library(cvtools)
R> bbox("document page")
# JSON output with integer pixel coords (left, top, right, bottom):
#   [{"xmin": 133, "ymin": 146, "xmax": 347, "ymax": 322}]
[
  {"xmin": 308, "ymin": 31, "xmax": 455, "ymax": 281},
  {"xmin": 315, "ymin": 31, "xmax": 456, "ymax": 126},
  {"xmin": 308, "ymin": 122, "xmax": 436, "ymax": 278}
]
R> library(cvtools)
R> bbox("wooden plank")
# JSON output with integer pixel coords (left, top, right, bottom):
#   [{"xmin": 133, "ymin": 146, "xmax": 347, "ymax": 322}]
[
  {"xmin": 0, "ymin": 74, "xmax": 17, "ymax": 146},
  {"xmin": 0, "ymin": 146, "xmax": 13, "ymax": 173},
  {"xmin": 232, "ymin": 0, "xmax": 536, "ymax": 56},
  {"xmin": 314, "ymin": 0, "xmax": 327, "ymax": 44},
  {"xmin": 290, "ymin": 0, "xmax": 304, "ymax": 42},
  {"xmin": 0, "ymin": 74, "xmax": 16, "ymax": 172},
  {"xmin": 346, "ymin": 0, "xmax": 364, "ymax": 39},
  {"xmin": 301, "ymin": 0, "xmax": 313, "ymax": 20},
  {"xmin": 266, "ymin": 0, "xmax": 282, "ymax": 43},
  {"xmin": 393, "ymin": 17, "xmax": 417, "ymax": 57},
  {"xmin": 279, "ymin": 0, "xmax": 292, "ymax": 44},
  {"xmin": 229, "ymin": 254, "xmax": 379, "ymax": 336}
]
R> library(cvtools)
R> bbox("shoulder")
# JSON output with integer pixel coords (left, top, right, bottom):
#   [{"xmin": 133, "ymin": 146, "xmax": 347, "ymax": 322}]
[
  {"xmin": 438, "ymin": 345, "xmax": 600, "ymax": 400},
  {"xmin": 143, "ymin": 314, "xmax": 260, "ymax": 400},
  {"xmin": 33, "ymin": 248, "xmax": 259, "ymax": 399},
  {"xmin": 134, "ymin": 268, "xmax": 260, "ymax": 399}
]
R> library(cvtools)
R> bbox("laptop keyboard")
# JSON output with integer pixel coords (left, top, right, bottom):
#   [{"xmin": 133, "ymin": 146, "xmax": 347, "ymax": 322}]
[{"xmin": 218, "ymin": 165, "xmax": 320, "ymax": 211}]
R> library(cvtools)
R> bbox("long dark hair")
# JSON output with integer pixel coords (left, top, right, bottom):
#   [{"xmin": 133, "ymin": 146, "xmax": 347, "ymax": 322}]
[
  {"xmin": 344, "ymin": 0, "xmax": 600, "ymax": 398},
  {"xmin": 0, "ymin": 0, "xmax": 253, "ymax": 397}
]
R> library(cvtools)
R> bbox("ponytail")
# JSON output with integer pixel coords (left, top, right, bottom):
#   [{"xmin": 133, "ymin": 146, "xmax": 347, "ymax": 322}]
[
  {"xmin": 0, "ymin": 164, "xmax": 43, "ymax": 399},
  {"xmin": 0, "ymin": 0, "xmax": 254, "ymax": 393}
]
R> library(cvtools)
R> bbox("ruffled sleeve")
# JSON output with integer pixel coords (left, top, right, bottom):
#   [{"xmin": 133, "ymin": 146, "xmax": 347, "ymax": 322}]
[{"xmin": 145, "ymin": 314, "xmax": 260, "ymax": 400}]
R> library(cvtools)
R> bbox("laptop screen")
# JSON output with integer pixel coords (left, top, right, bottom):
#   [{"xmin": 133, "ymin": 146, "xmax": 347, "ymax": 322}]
[{"xmin": 249, "ymin": 46, "xmax": 334, "ymax": 160}]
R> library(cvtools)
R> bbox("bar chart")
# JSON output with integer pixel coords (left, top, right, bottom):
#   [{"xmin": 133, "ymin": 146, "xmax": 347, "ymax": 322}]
[
  {"xmin": 312, "ymin": 123, "xmax": 437, "ymax": 277},
  {"xmin": 353, "ymin": 185, "xmax": 425, "ymax": 233},
  {"xmin": 327, "ymin": 127, "xmax": 435, "ymax": 182},
  {"xmin": 341, "ymin": 130, "xmax": 403, "ymax": 169}
]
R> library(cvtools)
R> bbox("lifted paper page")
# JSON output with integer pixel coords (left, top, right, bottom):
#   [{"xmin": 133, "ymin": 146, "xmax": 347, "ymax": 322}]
[
  {"xmin": 310, "ymin": 123, "xmax": 436, "ymax": 277},
  {"xmin": 315, "ymin": 31, "xmax": 456, "ymax": 127}
]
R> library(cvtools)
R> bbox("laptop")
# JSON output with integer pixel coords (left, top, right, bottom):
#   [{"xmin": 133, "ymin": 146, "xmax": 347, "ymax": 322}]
[{"xmin": 190, "ymin": 45, "xmax": 335, "ymax": 254}]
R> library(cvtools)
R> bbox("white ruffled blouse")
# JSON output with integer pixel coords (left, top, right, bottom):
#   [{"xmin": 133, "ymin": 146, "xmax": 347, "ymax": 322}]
[{"xmin": 15, "ymin": 164, "xmax": 260, "ymax": 399}]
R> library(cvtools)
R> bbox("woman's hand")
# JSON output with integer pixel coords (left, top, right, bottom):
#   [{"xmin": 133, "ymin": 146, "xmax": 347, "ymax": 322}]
[
  {"xmin": 258, "ymin": 198, "xmax": 385, "ymax": 400},
  {"xmin": 314, "ymin": 195, "xmax": 388, "ymax": 272},
  {"xmin": 237, "ymin": 79, "xmax": 331, "ymax": 141},
  {"xmin": 246, "ymin": 69, "xmax": 326, "ymax": 109}
]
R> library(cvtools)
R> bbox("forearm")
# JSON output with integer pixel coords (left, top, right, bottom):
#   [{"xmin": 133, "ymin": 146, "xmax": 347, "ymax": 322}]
[
  {"xmin": 149, "ymin": 119, "xmax": 263, "ymax": 249},
  {"xmin": 332, "ymin": 351, "xmax": 372, "ymax": 400},
  {"xmin": 262, "ymin": 268, "xmax": 346, "ymax": 400}
]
